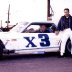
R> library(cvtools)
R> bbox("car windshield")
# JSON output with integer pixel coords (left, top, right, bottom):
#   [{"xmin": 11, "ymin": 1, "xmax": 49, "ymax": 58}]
[{"xmin": 10, "ymin": 22, "xmax": 29, "ymax": 33}]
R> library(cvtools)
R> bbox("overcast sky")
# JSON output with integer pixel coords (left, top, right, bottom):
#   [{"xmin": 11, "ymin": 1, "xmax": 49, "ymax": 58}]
[{"xmin": 0, "ymin": 0, "xmax": 72, "ymax": 27}]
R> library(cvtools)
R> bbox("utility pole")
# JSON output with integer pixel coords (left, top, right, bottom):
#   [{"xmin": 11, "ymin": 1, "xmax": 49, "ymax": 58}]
[
  {"xmin": 47, "ymin": 0, "xmax": 50, "ymax": 17},
  {"xmin": 47, "ymin": 0, "xmax": 54, "ymax": 21},
  {"xmin": 5, "ymin": 4, "xmax": 10, "ymax": 28},
  {"xmin": 1, "ymin": 20, "xmax": 2, "ymax": 28}
]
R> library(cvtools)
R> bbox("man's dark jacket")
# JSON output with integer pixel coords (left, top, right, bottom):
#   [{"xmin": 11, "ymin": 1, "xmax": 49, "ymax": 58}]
[{"xmin": 57, "ymin": 15, "xmax": 72, "ymax": 31}]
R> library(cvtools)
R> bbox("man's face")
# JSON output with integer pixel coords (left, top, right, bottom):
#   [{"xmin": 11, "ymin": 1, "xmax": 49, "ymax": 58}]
[
  {"xmin": 64, "ymin": 10, "xmax": 69, "ymax": 17},
  {"xmin": 40, "ymin": 25, "xmax": 47, "ymax": 32}
]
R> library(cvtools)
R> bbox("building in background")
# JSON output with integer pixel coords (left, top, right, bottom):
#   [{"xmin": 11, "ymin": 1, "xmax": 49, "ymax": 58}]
[{"xmin": 0, "ymin": 0, "xmax": 71, "ymax": 27}]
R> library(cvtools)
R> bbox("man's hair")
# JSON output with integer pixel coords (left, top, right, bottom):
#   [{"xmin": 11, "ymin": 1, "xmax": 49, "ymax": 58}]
[{"xmin": 64, "ymin": 8, "xmax": 69, "ymax": 12}]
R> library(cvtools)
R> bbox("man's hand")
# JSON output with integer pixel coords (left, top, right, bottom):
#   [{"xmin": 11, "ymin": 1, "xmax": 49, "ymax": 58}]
[{"xmin": 55, "ymin": 31, "xmax": 59, "ymax": 35}]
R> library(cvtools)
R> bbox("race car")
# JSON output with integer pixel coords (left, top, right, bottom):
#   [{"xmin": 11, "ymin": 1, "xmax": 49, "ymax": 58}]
[{"xmin": 0, "ymin": 22, "xmax": 71, "ymax": 56}]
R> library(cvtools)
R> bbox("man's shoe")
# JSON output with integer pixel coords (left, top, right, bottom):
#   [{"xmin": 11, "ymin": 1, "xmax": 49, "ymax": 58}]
[{"xmin": 60, "ymin": 52, "xmax": 64, "ymax": 56}]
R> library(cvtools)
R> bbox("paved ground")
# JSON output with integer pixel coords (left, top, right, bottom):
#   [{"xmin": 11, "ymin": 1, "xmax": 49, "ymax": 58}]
[{"xmin": 0, "ymin": 53, "xmax": 72, "ymax": 72}]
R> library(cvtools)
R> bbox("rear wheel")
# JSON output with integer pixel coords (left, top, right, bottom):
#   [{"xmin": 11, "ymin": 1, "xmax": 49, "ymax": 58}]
[
  {"xmin": 65, "ymin": 38, "xmax": 71, "ymax": 56},
  {"xmin": 0, "ymin": 40, "xmax": 5, "ymax": 57}
]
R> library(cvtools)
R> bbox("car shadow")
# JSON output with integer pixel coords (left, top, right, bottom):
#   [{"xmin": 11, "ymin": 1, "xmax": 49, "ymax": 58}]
[{"xmin": 0, "ymin": 52, "xmax": 72, "ymax": 61}]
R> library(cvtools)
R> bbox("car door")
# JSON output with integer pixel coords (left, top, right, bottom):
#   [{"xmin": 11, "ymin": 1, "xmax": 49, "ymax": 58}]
[{"xmin": 5, "ymin": 33, "xmax": 60, "ymax": 50}]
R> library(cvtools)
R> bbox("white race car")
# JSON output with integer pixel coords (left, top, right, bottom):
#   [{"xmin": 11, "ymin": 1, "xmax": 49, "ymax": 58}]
[{"xmin": 0, "ymin": 22, "xmax": 71, "ymax": 56}]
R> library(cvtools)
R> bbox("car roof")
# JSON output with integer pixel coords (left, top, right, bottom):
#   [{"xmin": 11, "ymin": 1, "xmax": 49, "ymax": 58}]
[
  {"xmin": 30, "ymin": 21, "xmax": 54, "ymax": 24},
  {"xmin": 30, "ymin": 22, "xmax": 54, "ymax": 27}
]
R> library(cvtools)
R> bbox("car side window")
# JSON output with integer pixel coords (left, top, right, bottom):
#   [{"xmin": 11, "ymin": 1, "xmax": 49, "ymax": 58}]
[{"xmin": 22, "ymin": 23, "xmax": 56, "ymax": 33}]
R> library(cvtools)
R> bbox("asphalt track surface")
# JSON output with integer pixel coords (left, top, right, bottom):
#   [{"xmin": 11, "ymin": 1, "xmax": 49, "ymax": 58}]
[{"xmin": 0, "ymin": 52, "xmax": 72, "ymax": 72}]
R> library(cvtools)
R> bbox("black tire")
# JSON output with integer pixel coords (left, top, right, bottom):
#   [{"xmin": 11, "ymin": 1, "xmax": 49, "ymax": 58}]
[
  {"xmin": 65, "ymin": 38, "xmax": 71, "ymax": 56},
  {"xmin": 0, "ymin": 40, "xmax": 5, "ymax": 57}
]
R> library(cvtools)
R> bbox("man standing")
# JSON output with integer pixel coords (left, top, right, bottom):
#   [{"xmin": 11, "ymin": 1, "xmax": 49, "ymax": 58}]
[{"xmin": 56, "ymin": 8, "xmax": 72, "ymax": 56}]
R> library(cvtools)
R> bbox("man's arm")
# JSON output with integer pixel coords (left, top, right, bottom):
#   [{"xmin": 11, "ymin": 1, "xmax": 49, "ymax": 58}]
[
  {"xmin": 57, "ymin": 17, "xmax": 62, "ymax": 31},
  {"xmin": 55, "ymin": 17, "xmax": 62, "ymax": 35}
]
